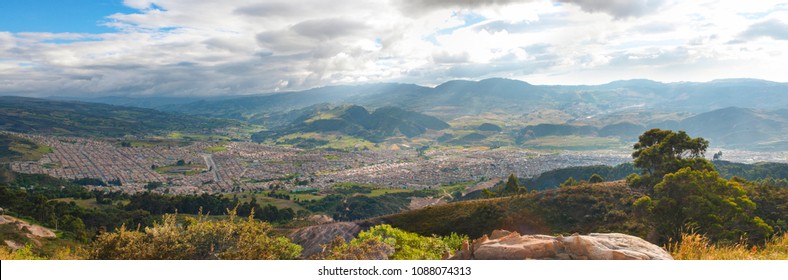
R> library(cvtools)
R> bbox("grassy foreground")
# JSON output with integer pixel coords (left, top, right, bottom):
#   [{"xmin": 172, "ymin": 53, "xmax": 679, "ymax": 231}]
[{"xmin": 669, "ymin": 233, "xmax": 788, "ymax": 260}]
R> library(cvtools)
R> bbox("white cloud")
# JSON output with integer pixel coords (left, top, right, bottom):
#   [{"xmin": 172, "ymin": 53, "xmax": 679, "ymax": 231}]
[
  {"xmin": 740, "ymin": 18, "xmax": 788, "ymax": 40},
  {"xmin": 0, "ymin": 0, "xmax": 787, "ymax": 96},
  {"xmin": 556, "ymin": 0, "xmax": 667, "ymax": 19}
]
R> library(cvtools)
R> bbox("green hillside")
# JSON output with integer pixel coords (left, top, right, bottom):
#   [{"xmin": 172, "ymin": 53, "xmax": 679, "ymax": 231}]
[
  {"xmin": 0, "ymin": 96, "xmax": 240, "ymax": 138},
  {"xmin": 252, "ymin": 105, "xmax": 450, "ymax": 143},
  {"xmin": 0, "ymin": 133, "xmax": 52, "ymax": 163},
  {"xmin": 371, "ymin": 181, "xmax": 647, "ymax": 239}
]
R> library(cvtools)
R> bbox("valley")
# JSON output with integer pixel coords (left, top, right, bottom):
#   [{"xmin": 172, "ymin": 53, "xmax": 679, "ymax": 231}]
[{"xmin": 1, "ymin": 78, "xmax": 787, "ymax": 261}]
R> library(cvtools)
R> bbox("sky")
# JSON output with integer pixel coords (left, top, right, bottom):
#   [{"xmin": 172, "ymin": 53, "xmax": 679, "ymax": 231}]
[{"xmin": 1, "ymin": 0, "xmax": 787, "ymax": 96}]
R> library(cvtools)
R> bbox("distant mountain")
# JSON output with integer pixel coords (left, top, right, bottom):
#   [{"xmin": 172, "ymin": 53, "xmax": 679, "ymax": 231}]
[
  {"xmin": 477, "ymin": 123, "xmax": 503, "ymax": 132},
  {"xmin": 514, "ymin": 123, "xmax": 599, "ymax": 144},
  {"xmin": 0, "ymin": 96, "xmax": 239, "ymax": 137},
  {"xmin": 674, "ymin": 107, "xmax": 785, "ymax": 146},
  {"xmin": 156, "ymin": 78, "xmax": 788, "ymax": 123},
  {"xmin": 28, "ymin": 78, "xmax": 788, "ymax": 150},
  {"xmin": 252, "ymin": 105, "xmax": 450, "ymax": 143},
  {"xmin": 513, "ymin": 107, "xmax": 787, "ymax": 149},
  {"xmin": 656, "ymin": 79, "xmax": 788, "ymax": 112},
  {"xmin": 49, "ymin": 95, "xmax": 215, "ymax": 109},
  {"xmin": 166, "ymin": 83, "xmax": 434, "ymax": 120},
  {"xmin": 598, "ymin": 122, "xmax": 646, "ymax": 139},
  {"xmin": 520, "ymin": 124, "xmax": 598, "ymax": 138},
  {"xmin": 162, "ymin": 78, "xmax": 557, "ymax": 120}
]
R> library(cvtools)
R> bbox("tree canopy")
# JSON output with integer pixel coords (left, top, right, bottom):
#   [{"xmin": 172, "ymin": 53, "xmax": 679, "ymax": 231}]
[
  {"xmin": 632, "ymin": 129, "xmax": 709, "ymax": 175},
  {"xmin": 629, "ymin": 129, "xmax": 772, "ymax": 244},
  {"xmin": 501, "ymin": 173, "xmax": 526, "ymax": 195},
  {"xmin": 650, "ymin": 167, "xmax": 772, "ymax": 244},
  {"xmin": 629, "ymin": 129, "xmax": 712, "ymax": 192}
]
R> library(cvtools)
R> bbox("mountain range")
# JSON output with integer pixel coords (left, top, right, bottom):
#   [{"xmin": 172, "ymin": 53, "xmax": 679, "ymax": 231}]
[
  {"xmin": 3, "ymin": 77, "xmax": 787, "ymax": 150},
  {"xmin": 155, "ymin": 78, "xmax": 788, "ymax": 120}
]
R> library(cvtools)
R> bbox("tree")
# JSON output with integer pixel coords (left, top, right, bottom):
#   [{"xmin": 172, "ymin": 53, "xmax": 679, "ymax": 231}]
[
  {"xmin": 588, "ymin": 174, "xmax": 604, "ymax": 183},
  {"xmin": 481, "ymin": 189, "xmax": 497, "ymax": 199},
  {"xmin": 502, "ymin": 173, "xmax": 525, "ymax": 195},
  {"xmin": 632, "ymin": 129, "xmax": 709, "ymax": 175},
  {"xmin": 630, "ymin": 129, "xmax": 712, "ymax": 192},
  {"xmin": 560, "ymin": 177, "xmax": 577, "ymax": 187},
  {"xmin": 176, "ymin": 159, "xmax": 186, "ymax": 166},
  {"xmin": 713, "ymin": 151, "xmax": 723, "ymax": 161},
  {"xmin": 629, "ymin": 129, "xmax": 773, "ymax": 244},
  {"xmin": 144, "ymin": 181, "xmax": 163, "ymax": 190},
  {"xmin": 61, "ymin": 215, "xmax": 90, "ymax": 242},
  {"xmin": 644, "ymin": 167, "xmax": 773, "ymax": 244}
]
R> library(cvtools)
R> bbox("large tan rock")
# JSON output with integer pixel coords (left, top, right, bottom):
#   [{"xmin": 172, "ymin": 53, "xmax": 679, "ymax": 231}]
[{"xmin": 448, "ymin": 230, "xmax": 672, "ymax": 260}]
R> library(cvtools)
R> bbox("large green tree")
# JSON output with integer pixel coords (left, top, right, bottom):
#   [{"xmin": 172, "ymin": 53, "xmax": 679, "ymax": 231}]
[
  {"xmin": 629, "ymin": 129, "xmax": 712, "ymax": 192},
  {"xmin": 649, "ymin": 168, "xmax": 772, "ymax": 244},
  {"xmin": 629, "ymin": 129, "xmax": 772, "ymax": 244}
]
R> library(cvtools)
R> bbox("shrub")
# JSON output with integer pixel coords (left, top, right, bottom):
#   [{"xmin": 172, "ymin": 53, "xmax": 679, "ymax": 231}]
[
  {"xmin": 354, "ymin": 224, "xmax": 466, "ymax": 260},
  {"xmin": 89, "ymin": 210, "xmax": 301, "ymax": 260}
]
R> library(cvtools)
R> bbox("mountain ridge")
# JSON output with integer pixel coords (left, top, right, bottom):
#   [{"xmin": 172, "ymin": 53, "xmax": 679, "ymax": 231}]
[
  {"xmin": 0, "ymin": 96, "xmax": 240, "ymax": 138},
  {"xmin": 150, "ymin": 78, "xmax": 788, "ymax": 121},
  {"xmin": 251, "ymin": 105, "xmax": 450, "ymax": 144}
]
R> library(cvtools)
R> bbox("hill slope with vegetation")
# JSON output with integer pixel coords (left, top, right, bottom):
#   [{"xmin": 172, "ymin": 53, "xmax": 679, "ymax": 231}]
[
  {"xmin": 252, "ymin": 105, "xmax": 449, "ymax": 143},
  {"xmin": 0, "ymin": 96, "xmax": 240, "ymax": 138}
]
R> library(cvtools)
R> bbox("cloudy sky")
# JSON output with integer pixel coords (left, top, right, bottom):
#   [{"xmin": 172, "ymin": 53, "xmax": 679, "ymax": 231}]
[{"xmin": 1, "ymin": 0, "xmax": 787, "ymax": 96}]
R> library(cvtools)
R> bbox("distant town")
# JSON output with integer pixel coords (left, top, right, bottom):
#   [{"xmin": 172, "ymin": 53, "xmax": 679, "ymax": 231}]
[{"xmin": 7, "ymin": 132, "xmax": 785, "ymax": 195}]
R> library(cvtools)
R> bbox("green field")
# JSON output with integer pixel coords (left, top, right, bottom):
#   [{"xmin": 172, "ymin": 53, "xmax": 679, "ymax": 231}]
[
  {"xmin": 368, "ymin": 188, "xmax": 414, "ymax": 197},
  {"xmin": 51, "ymin": 198, "xmax": 100, "ymax": 209},
  {"xmin": 155, "ymin": 164, "xmax": 206, "ymax": 176},
  {"xmin": 205, "ymin": 145, "xmax": 227, "ymax": 152},
  {"xmin": 166, "ymin": 132, "xmax": 230, "ymax": 141},
  {"xmin": 274, "ymin": 132, "xmax": 377, "ymax": 151},
  {"xmin": 225, "ymin": 192, "xmax": 307, "ymax": 211},
  {"xmin": 50, "ymin": 198, "xmax": 129, "ymax": 209},
  {"xmin": 289, "ymin": 192, "xmax": 324, "ymax": 201}
]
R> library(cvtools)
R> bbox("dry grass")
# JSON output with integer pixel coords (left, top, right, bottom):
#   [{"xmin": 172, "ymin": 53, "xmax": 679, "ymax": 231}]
[{"xmin": 670, "ymin": 233, "xmax": 788, "ymax": 260}]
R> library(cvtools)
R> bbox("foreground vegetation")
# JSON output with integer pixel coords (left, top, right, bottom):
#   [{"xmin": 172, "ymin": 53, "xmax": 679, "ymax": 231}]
[
  {"xmin": 314, "ymin": 224, "xmax": 465, "ymax": 260},
  {"xmin": 90, "ymin": 211, "xmax": 301, "ymax": 260},
  {"xmin": 670, "ymin": 233, "xmax": 788, "ymax": 260}
]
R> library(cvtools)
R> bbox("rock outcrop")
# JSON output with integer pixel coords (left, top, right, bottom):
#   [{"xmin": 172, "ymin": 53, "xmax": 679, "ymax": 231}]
[
  {"xmin": 307, "ymin": 214, "xmax": 334, "ymax": 224},
  {"xmin": 448, "ymin": 230, "xmax": 672, "ymax": 260},
  {"xmin": 0, "ymin": 215, "xmax": 56, "ymax": 239},
  {"xmin": 288, "ymin": 222, "xmax": 362, "ymax": 258}
]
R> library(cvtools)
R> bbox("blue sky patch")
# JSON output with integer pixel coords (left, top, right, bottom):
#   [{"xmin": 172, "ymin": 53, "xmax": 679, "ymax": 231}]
[{"xmin": 0, "ymin": 0, "xmax": 137, "ymax": 33}]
